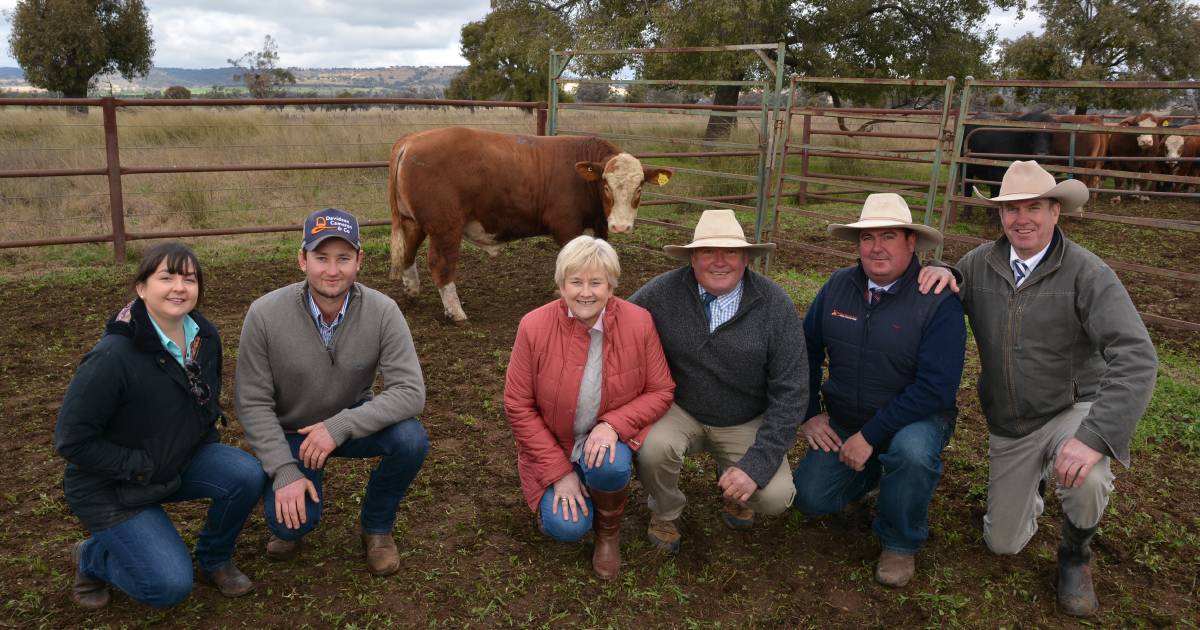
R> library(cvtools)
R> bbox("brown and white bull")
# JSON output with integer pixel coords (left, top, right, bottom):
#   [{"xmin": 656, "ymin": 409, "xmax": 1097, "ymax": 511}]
[
  {"xmin": 1161, "ymin": 124, "xmax": 1200, "ymax": 192},
  {"xmin": 1106, "ymin": 112, "xmax": 1162, "ymax": 202},
  {"xmin": 1052, "ymin": 114, "xmax": 1109, "ymax": 198},
  {"xmin": 387, "ymin": 127, "xmax": 672, "ymax": 322}
]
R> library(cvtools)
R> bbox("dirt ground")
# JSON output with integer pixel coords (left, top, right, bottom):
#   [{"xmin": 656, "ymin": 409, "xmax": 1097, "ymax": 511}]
[{"xmin": 0, "ymin": 225, "xmax": 1197, "ymax": 628}]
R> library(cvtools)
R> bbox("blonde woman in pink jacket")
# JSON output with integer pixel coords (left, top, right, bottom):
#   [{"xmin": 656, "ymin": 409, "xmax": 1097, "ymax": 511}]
[{"xmin": 504, "ymin": 235, "xmax": 675, "ymax": 579}]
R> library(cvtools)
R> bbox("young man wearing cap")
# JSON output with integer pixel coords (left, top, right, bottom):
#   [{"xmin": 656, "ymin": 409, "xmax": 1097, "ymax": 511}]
[
  {"xmin": 235, "ymin": 208, "xmax": 429, "ymax": 576},
  {"xmin": 628, "ymin": 209, "xmax": 808, "ymax": 553},
  {"xmin": 791, "ymin": 193, "xmax": 966, "ymax": 588},
  {"xmin": 921, "ymin": 161, "xmax": 1157, "ymax": 616}
]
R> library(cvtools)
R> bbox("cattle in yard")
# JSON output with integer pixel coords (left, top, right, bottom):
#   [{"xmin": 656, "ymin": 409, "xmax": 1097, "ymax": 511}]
[
  {"xmin": 1051, "ymin": 114, "xmax": 1108, "ymax": 199},
  {"xmin": 1160, "ymin": 120, "xmax": 1200, "ymax": 191},
  {"xmin": 1105, "ymin": 112, "xmax": 1162, "ymax": 202},
  {"xmin": 959, "ymin": 112, "xmax": 1054, "ymax": 222},
  {"xmin": 387, "ymin": 127, "xmax": 673, "ymax": 322}
]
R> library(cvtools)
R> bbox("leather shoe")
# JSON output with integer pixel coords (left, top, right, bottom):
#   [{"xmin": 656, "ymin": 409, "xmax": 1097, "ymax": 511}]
[
  {"xmin": 266, "ymin": 536, "xmax": 301, "ymax": 561},
  {"xmin": 720, "ymin": 497, "xmax": 755, "ymax": 530},
  {"xmin": 199, "ymin": 563, "xmax": 255, "ymax": 598},
  {"xmin": 71, "ymin": 541, "xmax": 110, "ymax": 609},
  {"xmin": 875, "ymin": 550, "xmax": 916, "ymax": 588},
  {"xmin": 360, "ymin": 529, "xmax": 401, "ymax": 576},
  {"xmin": 646, "ymin": 514, "xmax": 681, "ymax": 554}
]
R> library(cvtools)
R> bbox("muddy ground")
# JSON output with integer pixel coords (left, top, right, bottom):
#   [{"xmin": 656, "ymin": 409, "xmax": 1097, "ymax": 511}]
[{"xmin": 0, "ymin": 219, "xmax": 1196, "ymax": 628}]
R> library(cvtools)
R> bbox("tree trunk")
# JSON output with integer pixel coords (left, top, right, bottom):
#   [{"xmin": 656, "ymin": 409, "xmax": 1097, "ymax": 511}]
[
  {"xmin": 704, "ymin": 84, "xmax": 741, "ymax": 140},
  {"xmin": 63, "ymin": 83, "xmax": 89, "ymax": 115},
  {"xmin": 1074, "ymin": 103, "xmax": 1089, "ymax": 115}
]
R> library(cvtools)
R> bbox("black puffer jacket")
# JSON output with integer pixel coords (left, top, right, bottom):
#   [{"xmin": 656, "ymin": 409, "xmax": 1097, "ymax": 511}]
[{"xmin": 55, "ymin": 298, "xmax": 222, "ymax": 531}]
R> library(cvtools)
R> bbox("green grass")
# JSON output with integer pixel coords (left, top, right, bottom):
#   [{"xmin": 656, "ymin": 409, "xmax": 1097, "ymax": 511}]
[{"xmin": 1133, "ymin": 349, "xmax": 1200, "ymax": 454}]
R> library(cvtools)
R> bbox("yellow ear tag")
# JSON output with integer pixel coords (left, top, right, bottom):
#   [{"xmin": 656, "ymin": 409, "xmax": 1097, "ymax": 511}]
[
  {"xmin": 1162, "ymin": 120, "xmax": 1170, "ymax": 126},
  {"xmin": 655, "ymin": 173, "xmax": 670, "ymax": 186}
]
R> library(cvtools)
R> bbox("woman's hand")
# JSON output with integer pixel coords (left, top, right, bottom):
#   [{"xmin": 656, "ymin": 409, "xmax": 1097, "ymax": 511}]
[
  {"xmin": 583, "ymin": 422, "xmax": 619, "ymax": 469},
  {"xmin": 550, "ymin": 471, "xmax": 589, "ymax": 522}
]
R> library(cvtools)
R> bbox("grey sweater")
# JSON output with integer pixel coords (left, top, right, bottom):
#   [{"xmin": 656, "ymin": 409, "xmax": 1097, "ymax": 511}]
[
  {"xmin": 235, "ymin": 281, "xmax": 426, "ymax": 489},
  {"xmin": 629, "ymin": 266, "xmax": 808, "ymax": 487}
]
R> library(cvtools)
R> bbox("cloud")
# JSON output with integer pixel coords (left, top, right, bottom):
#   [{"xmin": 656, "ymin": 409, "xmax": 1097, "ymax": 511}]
[{"xmin": 0, "ymin": 0, "xmax": 488, "ymax": 68}]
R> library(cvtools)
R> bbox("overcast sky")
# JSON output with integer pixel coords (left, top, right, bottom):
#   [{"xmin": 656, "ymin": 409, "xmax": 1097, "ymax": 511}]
[{"xmin": 0, "ymin": 1, "xmax": 1042, "ymax": 69}]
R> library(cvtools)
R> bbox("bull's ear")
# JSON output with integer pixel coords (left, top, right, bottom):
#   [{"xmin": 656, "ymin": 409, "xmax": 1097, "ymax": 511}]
[
  {"xmin": 575, "ymin": 161, "xmax": 604, "ymax": 182},
  {"xmin": 644, "ymin": 167, "xmax": 673, "ymax": 187}
]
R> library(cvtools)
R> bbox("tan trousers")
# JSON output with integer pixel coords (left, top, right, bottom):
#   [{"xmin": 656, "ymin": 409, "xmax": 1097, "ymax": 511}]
[
  {"xmin": 636, "ymin": 403, "xmax": 796, "ymax": 520},
  {"xmin": 984, "ymin": 402, "xmax": 1115, "ymax": 555}
]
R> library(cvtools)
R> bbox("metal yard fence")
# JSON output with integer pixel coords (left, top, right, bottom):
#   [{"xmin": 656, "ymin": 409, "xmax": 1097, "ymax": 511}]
[
  {"xmin": 2, "ymin": 69, "xmax": 1196, "ymax": 331},
  {"xmin": 0, "ymin": 96, "xmax": 547, "ymax": 260}
]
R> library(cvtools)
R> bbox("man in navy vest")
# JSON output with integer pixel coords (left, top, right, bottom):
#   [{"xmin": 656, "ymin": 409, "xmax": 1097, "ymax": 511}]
[{"xmin": 792, "ymin": 193, "xmax": 966, "ymax": 588}]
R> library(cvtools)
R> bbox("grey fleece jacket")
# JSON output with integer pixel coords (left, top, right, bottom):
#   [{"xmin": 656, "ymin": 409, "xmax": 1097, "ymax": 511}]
[
  {"xmin": 956, "ymin": 228, "xmax": 1157, "ymax": 466},
  {"xmin": 235, "ymin": 281, "xmax": 426, "ymax": 490},
  {"xmin": 629, "ymin": 266, "xmax": 808, "ymax": 488}
]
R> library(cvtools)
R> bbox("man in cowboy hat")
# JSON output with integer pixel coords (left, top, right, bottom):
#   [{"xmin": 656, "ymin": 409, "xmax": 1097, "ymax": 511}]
[
  {"xmin": 629, "ymin": 209, "xmax": 808, "ymax": 553},
  {"xmin": 791, "ymin": 193, "xmax": 966, "ymax": 588},
  {"xmin": 921, "ymin": 161, "xmax": 1157, "ymax": 616}
]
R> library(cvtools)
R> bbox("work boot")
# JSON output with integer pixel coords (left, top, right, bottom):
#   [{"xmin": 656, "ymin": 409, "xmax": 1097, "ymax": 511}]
[
  {"xmin": 875, "ymin": 550, "xmax": 916, "ymax": 588},
  {"xmin": 646, "ymin": 513, "xmax": 681, "ymax": 554},
  {"xmin": 360, "ymin": 529, "xmax": 401, "ymax": 576},
  {"xmin": 70, "ymin": 541, "xmax": 110, "ymax": 610},
  {"xmin": 199, "ymin": 563, "xmax": 255, "ymax": 598},
  {"xmin": 720, "ymin": 497, "xmax": 755, "ymax": 530},
  {"xmin": 590, "ymin": 487, "xmax": 630, "ymax": 579},
  {"xmin": 266, "ymin": 535, "xmax": 302, "ymax": 561},
  {"xmin": 1057, "ymin": 516, "xmax": 1100, "ymax": 617}
]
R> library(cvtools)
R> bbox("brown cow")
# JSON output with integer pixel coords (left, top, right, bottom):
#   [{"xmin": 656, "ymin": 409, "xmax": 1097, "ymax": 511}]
[
  {"xmin": 1051, "ymin": 114, "xmax": 1108, "ymax": 199},
  {"xmin": 1161, "ymin": 124, "xmax": 1200, "ymax": 192},
  {"xmin": 1105, "ymin": 112, "xmax": 1162, "ymax": 202},
  {"xmin": 387, "ymin": 127, "xmax": 673, "ymax": 322}
]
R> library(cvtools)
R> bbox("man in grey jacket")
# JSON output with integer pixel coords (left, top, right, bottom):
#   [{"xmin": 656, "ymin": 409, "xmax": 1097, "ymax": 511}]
[
  {"xmin": 922, "ymin": 161, "xmax": 1157, "ymax": 616},
  {"xmin": 235, "ymin": 208, "xmax": 428, "ymax": 576},
  {"xmin": 629, "ymin": 209, "xmax": 807, "ymax": 553}
]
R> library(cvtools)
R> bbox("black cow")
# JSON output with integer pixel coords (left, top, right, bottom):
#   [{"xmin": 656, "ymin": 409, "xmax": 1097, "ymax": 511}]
[{"xmin": 962, "ymin": 112, "xmax": 1055, "ymax": 199}]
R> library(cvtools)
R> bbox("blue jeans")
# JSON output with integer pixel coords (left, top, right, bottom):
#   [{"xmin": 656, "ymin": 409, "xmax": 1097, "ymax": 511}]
[
  {"xmin": 264, "ymin": 418, "xmax": 429, "ymax": 538},
  {"xmin": 792, "ymin": 416, "xmax": 951, "ymax": 554},
  {"xmin": 78, "ymin": 442, "xmax": 265, "ymax": 608},
  {"xmin": 539, "ymin": 440, "xmax": 633, "ymax": 542}
]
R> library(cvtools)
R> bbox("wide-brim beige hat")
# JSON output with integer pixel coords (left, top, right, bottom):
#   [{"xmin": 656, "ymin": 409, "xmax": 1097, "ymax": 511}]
[
  {"xmin": 986, "ymin": 160, "xmax": 1088, "ymax": 213},
  {"xmin": 663, "ymin": 209, "xmax": 776, "ymax": 261},
  {"xmin": 828, "ymin": 193, "xmax": 943, "ymax": 252}
]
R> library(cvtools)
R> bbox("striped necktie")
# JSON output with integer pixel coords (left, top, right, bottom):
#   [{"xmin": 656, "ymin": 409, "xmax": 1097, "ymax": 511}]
[
  {"xmin": 702, "ymin": 292, "xmax": 718, "ymax": 324},
  {"xmin": 1012, "ymin": 260, "xmax": 1030, "ymax": 286}
]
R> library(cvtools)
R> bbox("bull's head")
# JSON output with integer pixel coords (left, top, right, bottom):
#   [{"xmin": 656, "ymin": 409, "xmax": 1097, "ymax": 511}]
[
  {"xmin": 575, "ymin": 153, "xmax": 672, "ymax": 234},
  {"xmin": 1163, "ymin": 134, "xmax": 1185, "ymax": 172},
  {"xmin": 1136, "ymin": 117, "xmax": 1159, "ymax": 151}
]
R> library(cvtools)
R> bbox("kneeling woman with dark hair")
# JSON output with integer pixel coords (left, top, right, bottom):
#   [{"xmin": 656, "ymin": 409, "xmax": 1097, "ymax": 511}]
[{"xmin": 55, "ymin": 242, "xmax": 265, "ymax": 609}]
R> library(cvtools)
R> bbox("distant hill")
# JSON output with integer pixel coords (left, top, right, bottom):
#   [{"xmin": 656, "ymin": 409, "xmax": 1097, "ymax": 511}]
[{"xmin": 0, "ymin": 65, "xmax": 465, "ymax": 96}]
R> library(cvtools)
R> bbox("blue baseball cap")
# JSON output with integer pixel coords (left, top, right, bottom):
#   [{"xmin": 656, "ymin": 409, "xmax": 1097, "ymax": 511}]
[{"xmin": 302, "ymin": 207, "xmax": 361, "ymax": 251}]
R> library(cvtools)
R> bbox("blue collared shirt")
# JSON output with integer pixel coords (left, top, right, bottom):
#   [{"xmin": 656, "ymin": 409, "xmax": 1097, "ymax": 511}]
[
  {"xmin": 700, "ymin": 280, "xmax": 743, "ymax": 332},
  {"xmin": 148, "ymin": 313, "xmax": 199, "ymax": 366},
  {"xmin": 307, "ymin": 292, "xmax": 349, "ymax": 346}
]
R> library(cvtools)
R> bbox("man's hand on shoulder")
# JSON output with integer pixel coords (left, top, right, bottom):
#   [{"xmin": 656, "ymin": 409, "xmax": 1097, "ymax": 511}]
[
  {"xmin": 275, "ymin": 477, "xmax": 319, "ymax": 530},
  {"xmin": 298, "ymin": 422, "xmax": 336, "ymax": 469},
  {"xmin": 1054, "ymin": 438, "xmax": 1104, "ymax": 489},
  {"xmin": 917, "ymin": 266, "xmax": 959, "ymax": 295},
  {"xmin": 839, "ymin": 432, "xmax": 874, "ymax": 472},
  {"xmin": 717, "ymin": 466, "xmax": 756, "ymax": 503}
]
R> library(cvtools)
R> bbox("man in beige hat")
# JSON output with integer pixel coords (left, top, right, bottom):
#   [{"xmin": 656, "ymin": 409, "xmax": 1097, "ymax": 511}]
[
  {"xmin": 791, "ymin": 193, "xmax": 965, "ymax": 588},
  {"xmin": 629, "ymin": 209, "xmax": 807, "ymax": 552},
  {"xmin": 921, "ymin": 161, "xmax": 1157, "ymax": 616}
]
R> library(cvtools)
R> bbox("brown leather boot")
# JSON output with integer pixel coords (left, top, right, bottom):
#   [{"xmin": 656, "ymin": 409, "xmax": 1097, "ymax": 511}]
[
  {"xmin": 266, "ymin": 535, "xmax": 302, "ymax": 561},
  {"xmin": 71, "ymin": 541, "xmax": 110, "ymax": 610},
  {"xmin": 360, "ymin": 529, "xmax": 401, "ymax": 576},
  {"xmin": 590, "ymin": 487, "xmax": 629, "ymax": 579},
  {"xmin": 1057, "ymin": 517, "xmax": 1100, "ymax": 617},
  {"xmin": 199, "ymin": 563, "xmax": 255, "ymax": 598}
]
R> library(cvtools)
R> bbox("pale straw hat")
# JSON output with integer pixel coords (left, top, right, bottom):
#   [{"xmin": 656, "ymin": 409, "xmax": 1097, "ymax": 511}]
[
  {"xmin": 663, "ymin": 209, "xmax": 776, "ymax": 261},
  {"xmin": 828, "ymin": 193, "xmax": 944, "ymax": 252},
  {"xmin": 986, "ymin": 160, "xmax": 1088, "ymax": 213}
]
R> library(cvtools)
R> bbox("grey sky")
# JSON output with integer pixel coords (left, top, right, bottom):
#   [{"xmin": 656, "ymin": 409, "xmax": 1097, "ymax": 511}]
[{"xmin": 0, "ymin": 2, "xmax": 1044, "ymax": 70}]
